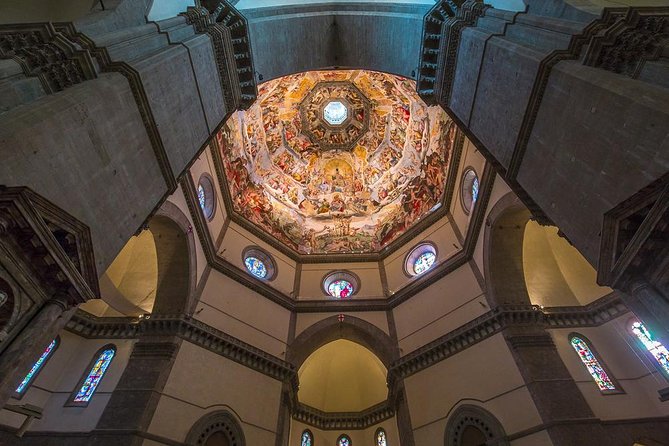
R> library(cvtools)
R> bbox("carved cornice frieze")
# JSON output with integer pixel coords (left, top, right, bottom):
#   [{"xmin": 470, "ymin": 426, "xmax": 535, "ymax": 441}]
[
  {"xmin": 0, "ymin": 23, "xmax": 97, "ymax": 94},
  {"xmin": 291, "ymin": 401, "xmax": 395, "ymax": 430}
]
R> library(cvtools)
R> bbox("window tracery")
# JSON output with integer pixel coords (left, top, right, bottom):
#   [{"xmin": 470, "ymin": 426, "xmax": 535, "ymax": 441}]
[
  {"xmin": 322, "ymin": 271, "xmax": 359, "ymax": 298},
  {"xmin": 404, "ymin": 242, "xmax": 437, "ymax": 276},
  {"xmin": 242, "ymin": 246, "xmax": 277, "ymax": 281}
]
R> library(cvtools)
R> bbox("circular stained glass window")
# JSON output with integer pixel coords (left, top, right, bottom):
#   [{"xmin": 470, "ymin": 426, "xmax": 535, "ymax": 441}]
[
  {"xmin": 301, "ymin": 430, "xmax": 313, "ymax": 446},
  {"xmin": 242, "ymin": 247, "xmax": 277, "ymax": 281},
  {"xmin": 460, "ymin": 168, "xmax": 479, "ymax": 215},
  {"xmin": 322, "ymin": 271, "xmax": 359, "ymax": 299},
  {"xmin": 328, "ymin": 280, "xmax": 354, "ymax": 299},
  {"xmin": 323, "ymin": 100, "xmax": 348, "ymax": 125},
  {"xmin": 197, "ymin": 174, "xmax": 216, "ymax": 221},
  {"xmin": 244, "ymin": 256, "xmax": 267, "ymax": 279},
  {"xmin": 404, "ymin": 242, "xmax": 437, "ymax": 276},
  {"xmin": 337, "ymin": 434, "xmax": 351, "ymax": 446}
]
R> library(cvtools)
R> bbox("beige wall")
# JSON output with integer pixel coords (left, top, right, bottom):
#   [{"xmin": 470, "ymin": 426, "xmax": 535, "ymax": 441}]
[
  {"xmin": 0, "ymin": 331, "xmax": 134, "ymax": 432},
  {"xmin": 147, "ymin": 341, "xmax": 282, "ymax": 444},
  {"xmin": 405, "ymin": 333, "xmax": 545, "ymax": 445},
  {"xmin": 295, "ymin": 311, "xmax": 390, "ymax": 337}
]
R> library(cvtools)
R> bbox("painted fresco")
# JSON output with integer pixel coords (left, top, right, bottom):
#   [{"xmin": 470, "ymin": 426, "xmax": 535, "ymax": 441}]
[{"xmin": 218, "ymin": 70, "xmax": 456, "ymax": 254}]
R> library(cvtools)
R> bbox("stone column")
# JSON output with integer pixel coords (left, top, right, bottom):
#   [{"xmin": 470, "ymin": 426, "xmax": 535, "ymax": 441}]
[
  {"xmin": 94, "ymin": 335, "xmax": 182, "ymax": 446},
  {"xmin": 0, "ymin": 296, "xmax": 74, "ymax": 406},
  {"xmin": 503, "ymin": 326, "xmax": 607, "ymax": 445}
]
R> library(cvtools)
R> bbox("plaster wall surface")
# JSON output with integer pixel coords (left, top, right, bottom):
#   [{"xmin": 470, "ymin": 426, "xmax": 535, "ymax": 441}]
[
  {"xmin": 405, "ymin": 333, "xmax": 544, "ymax": 444},
  {"xmin": 0, "ymin": 73, "xmax": 165, "ymax": 271},
  {"xmin": 147, "ymin": 340, "xmax": 281, "ymax": 444},
  {"xmin": 551, "ymin": 318, "xmax": 669, "ymax": 421},
  {"xmin": 0, "ymin": 331, "xmax": 134, "ymax": 432},
  {"xmin": 244, "ymin": 3, "xmax": 427, "ymax": 81},
  {"xmin": 294, "ymin": 311, "xmax": 390, "ymax": 338},
  {"xmin": 220, "ymin": 222, "xmax": 297, "ymax": 296},
  {"xmin": 393, "ymin": 263, "xmax": 488, "ymax": 354},
  {"xmin": 195, "ymin": 269, "xmax": 291, "ymax": 357}
]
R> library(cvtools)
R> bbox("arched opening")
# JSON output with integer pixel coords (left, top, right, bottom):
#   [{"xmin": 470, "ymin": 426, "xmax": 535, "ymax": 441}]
[
  {"xmin": 485, "ymin": 193, "xmax": 610, "ymax": 308},
  {"xmin": 460, "ymin": 425, "xmax": 486, "ymax": 446},
  {"xmin": 80, "ymin": 204, "xmax": 195, "ymax": 316},
  {"xmin": 298, "ymin": 339, "xmax": 388, "ymax": 412},
  {"xmin": 186, "ymin": 410, "xmax": 246, "ymax": 446}
]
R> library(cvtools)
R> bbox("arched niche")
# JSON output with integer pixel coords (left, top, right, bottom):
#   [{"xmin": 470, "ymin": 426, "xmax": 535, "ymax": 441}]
[
  {"xmin": 483, "ymin": 192, "xmax": 610, "ymax": 308},
  {"xmin": 81, "ymin": 201, "xmax": 196, "ymax": 316},
  {"xmin": 444, "ymin": 404, "xmax": 509, "ymax": 446},
  {"xmin": 186, "ymin": 410, "xmax": 245, "ymax": 446},
  {"xmin": 298, "ymin": 339, "xmax": 388, "ymax": 412}
]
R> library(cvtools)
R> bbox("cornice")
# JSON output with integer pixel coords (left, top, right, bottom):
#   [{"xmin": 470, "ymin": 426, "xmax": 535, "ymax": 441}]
[
  {"xmin": 291, "ymin": 401, "xmax": 395, "ymax": 431},
  {"xmin": 66, "ymin": 293, "xmax": 628, "ymax": 383}
]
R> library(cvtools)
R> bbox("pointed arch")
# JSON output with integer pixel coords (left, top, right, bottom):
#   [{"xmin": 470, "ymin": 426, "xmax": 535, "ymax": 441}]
[
  {"xmin": 66, "ymin": 344, "xmax": 116, "ymax": 407},
  {"xmin": 444, "ymin": 405, "xmax": 508, "ymax": 446},
  {"xmin": 287, "ymin": 315, "xmax": 396, "ymax": 368},
  {"xmin": 568, "ymin": 332, "xmax": 621, "ymax": 393}
]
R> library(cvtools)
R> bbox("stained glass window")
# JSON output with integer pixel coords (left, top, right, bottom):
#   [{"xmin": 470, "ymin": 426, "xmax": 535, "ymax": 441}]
[
  {"xmin": 301, "ymin": 430, "xmax": 313, "ymax": 446},
  {"xmin": 15, "ymin": 338, "xmax": 58, "ymax": 396},
  {"xmin": 198, "ymin": 184, "xmax": 207, "ymax": 211},
  {"xmin": 244, "ymin": 256, "xmax": 267, "ymax": 279},
  {"xmin": 328, "ymin": 280, "xmax": 354, "ymax": 298},
  {"xmin": 337, "ymin": 435, "xmax": 351, "ymax": 446},
  {"xmin": 632, "ymin": 321, "xmax": 669, "ymax": 376},
  {"xmin": 72, "ymin": 346, "xmax": 116, "ymax": 403},
  {"xmin": 569, "ymin": 336, "xmax": 616, "ymax": 391},
  {"xmin": 413, "ymin": 251, "xmax": 436, "ymax": 275},
  {"xmin": 0, "ymin": 290, "xmax": 7, "ymax": 307},
  {"xmin": 472, "ymin": 176, "xmax": 479, "ymax": 204},
  {"xmin": 376, "ymin": 429, "xmax": 387, "ymax": 446}
]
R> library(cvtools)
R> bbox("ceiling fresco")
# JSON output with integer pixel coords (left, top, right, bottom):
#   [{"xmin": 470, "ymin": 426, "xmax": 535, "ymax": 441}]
[{"xmin": 217, "ymin": 70, "xmax": 457, "ymax": 255}]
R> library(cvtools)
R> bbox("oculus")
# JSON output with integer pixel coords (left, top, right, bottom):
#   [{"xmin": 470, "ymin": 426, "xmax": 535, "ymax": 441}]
[
  {"xmin": 323, "ymin": 100, "xmax": 348, "ymax": 125},
  {"xmin": 217, "ymin": 70, "xmax": 456, "ymax": 255},
  {"xmin": 242, "ymin": 246, "xmax": 277, "ymax": 281},
  {"xmin": 197, "ymin": 174, "xmax": 216, "ymax": 221},
  {"xmin": 405, "ymin": 242, "xmax": 437, "ymax": 276},
  {"xmin": 461, "ymin": 168, "xmax": 479, "ymax": 214},
  {"xmin": 323, "ymin": 271, "xmax": 359, "ymax": 299}
]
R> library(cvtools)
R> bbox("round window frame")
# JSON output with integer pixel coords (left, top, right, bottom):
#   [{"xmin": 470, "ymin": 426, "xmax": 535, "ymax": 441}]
[
  {"xmin": 322, "ymin": 270, "xmax": 360, "ymax": 299},
  {"xmin": 404, "ymin": 242, "xmax": 438, "ymax": 277},
  {"xmin": 241, "ymin": 246, "xmax": 277, "ymax": 281},
  {"xmin": 197, "ymin": 173, "xmax": 217, "ymax": 221},
  {"xmin": 336, "ymin": 434, "xmax": 352, "ymax": 446},
  {"xmin": 460, "ymin": 167, "xmax": 479, "ymax": 215}
]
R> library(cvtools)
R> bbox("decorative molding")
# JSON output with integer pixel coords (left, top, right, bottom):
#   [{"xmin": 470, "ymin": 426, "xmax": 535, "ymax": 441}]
[
  {"xmin": 444, "ymin": 404, "xmax": 509, "ymax": 446},
  {"xmin": 185, "ymin": 410, "xmax": 246, "ymax": 446},
  {"xmin": 291, "ymin": 401, "xmax": 395, "ymax": 431},
  {"xmin": 598, "ymin": 173, "xmax": 669, "ymax": 289},
  {"xmin": 0, "ymin": 23, "xmax": 97, "ymax": 94},
  {"xmin": 65, "ymin": 293, "xmax": 628, "ymax": 384},
  {"xmin": 65, "ymin": 311, "xmax": 297, "ymax": 384}
]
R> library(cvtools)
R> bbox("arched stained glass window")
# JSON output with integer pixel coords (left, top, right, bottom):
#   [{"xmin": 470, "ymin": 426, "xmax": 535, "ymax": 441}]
[
  {"xmin": 631, "ymin": 321, "xmax": 669, "ymax": 376},
  {"xmin": 337, "ymin": 434, "xmax": 351, "ymax": 446},
  {"xmin": 70, "ymin": 345, "xmax": 116, "ymax": 405},
  {"xmin": 569, "ymin": 335, "xmax": 617, "ymax": 391},
  {"xmin": 14, "ymin": 337, "xmax": 59, "ymax": 398},
  {"xmin": 301, "ymin": 429, "xmax": 313, "ymax": 446},
  {"xmin": 375, "ymin": 428, "xmax": 387, "ymax": 446}
]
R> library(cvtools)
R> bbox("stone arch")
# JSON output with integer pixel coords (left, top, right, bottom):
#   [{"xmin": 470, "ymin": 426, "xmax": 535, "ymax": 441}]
[
  {"xmin": 482, "ymin": 192, "xmax": 533, "ymax": 307},
  {"xmin": 287, "ymin": 314, "xmax": 397, "ymax": 368},
  {"xmin": 444, "ymin": 404, "xmax": 509, "ymax": 446},
  {"xmin": 185, "ymin": 410, "xmax": 246, "ymax": 446},
  {"xmin": 149, "ymin": 200, "xmax": 197, "ymax": 315}
]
